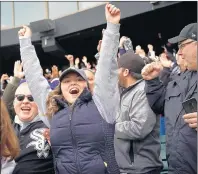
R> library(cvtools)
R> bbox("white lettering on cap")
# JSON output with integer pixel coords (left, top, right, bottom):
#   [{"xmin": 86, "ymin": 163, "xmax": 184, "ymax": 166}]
[{"xmin": 192, "ymin": 33, "xmax": 196, "ymax": 38}]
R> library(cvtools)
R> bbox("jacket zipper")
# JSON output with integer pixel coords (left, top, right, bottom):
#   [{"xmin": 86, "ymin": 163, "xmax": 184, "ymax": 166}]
[{"xmin": 69, "ymin": 104, "xmax": 82, "ymax": 174}]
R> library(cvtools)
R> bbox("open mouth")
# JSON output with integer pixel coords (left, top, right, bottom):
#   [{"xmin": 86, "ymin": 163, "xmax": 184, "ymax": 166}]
[
  {"xmin": 69, "ymin": 87, "xmax": 79, "ymax": 95},
  {"xmin": 21, "ymin": 107, "xmax": 31, "ymax": 112}
]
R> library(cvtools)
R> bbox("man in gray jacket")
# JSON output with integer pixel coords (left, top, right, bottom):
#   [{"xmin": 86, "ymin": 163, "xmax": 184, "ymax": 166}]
[{"xmin": 114, "ymin": 52, "xmax": 163, "ymax": 174}]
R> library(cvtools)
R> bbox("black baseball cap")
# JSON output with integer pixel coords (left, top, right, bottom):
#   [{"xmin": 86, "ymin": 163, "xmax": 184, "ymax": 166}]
[
  {"xmin": 59, "ymin": 67, "xmax": 87, "ymax": 82},
  {"xmin": 118, "ymin": 51, "xmax": 145, "ymax": 74},
  {"xmin": 168, "ymin": 23, "xmax": 197, "ymax": 44}
]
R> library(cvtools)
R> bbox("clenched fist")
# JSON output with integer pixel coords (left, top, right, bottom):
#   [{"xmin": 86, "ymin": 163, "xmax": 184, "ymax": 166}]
[
  {"xmin": 65, "ymin": 55, "xmax": 74, "ymax": 62},
  {"xmin": 18, "ymin": 25, "xmax": 32, "ymax": 38},
  {"xmin": 141, "ymin": 62, "xmax": 163, "ymax": 81},
  {"xmin": 105, "ymin": 3, "xmax": 121, "ymax": 24}
]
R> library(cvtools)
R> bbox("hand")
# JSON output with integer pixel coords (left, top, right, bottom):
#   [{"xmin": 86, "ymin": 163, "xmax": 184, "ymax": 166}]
[
  {"xmin": 75, "ymin": 58, "xmax": 80, "ymax": 65},
  {"xmin": 183, "ymin": 112, "xmax": 197, "ymax": 130},
  {"xmin": 18, "ymin": 25, "xmax": 32, "ymax": 38},
  {"xmin": 1, "ymin": 74, "xmax": 9, "ymax": 83},
  {"xmin": 86, "ymin": 62, "xmax": 92, "ymax": 69},
  {"xmin": 82, "ymin": 56, "xmax": 87, "ymax": 64},
  {"xmin": 141, "ymin": 62, "xmax": 163, "ymax": 81},
  {"xmin": 43, "ymin": 128, "xmax": 51, "ymax": 145},
  {"xmin": 14, "ymin": 60, "xmax": 24, "ymax": 79},
  {"xmin": 159, "ymin": 54, "xmax": 173, "ymax": 68},
  {"xmin": 105, "ymin": 3, "xmax": 121, "ymax": 24},
  {"xmin": 59, "ymin": 70, "xmax": 62, "ymax": 77},
  {"xmin": 119, "ymin": 36, "xmax": 127, "ymax": 48},
  {"xmin": 97, "ymin": 40, "xmax": 102, "ymax": 53},
  {"xmin": 65, "ymin": 55, "xmax": 74, "ymax": 62},
  {"xmin": 51, "ymin": 65, "xmax": 59, "ymax": 78}
]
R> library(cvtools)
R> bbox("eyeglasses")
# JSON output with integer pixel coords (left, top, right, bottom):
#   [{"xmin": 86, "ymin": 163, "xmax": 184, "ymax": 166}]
[
  {"xmin": 15, "ymin": 94, "xmax": 34, "ymax": 102},
  {"xmin": 178, "ymin": 40, "xmax": 195, "ymax": 49}
]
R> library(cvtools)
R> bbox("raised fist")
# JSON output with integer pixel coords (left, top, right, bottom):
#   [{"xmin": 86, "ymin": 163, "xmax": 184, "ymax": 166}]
[
  {"xmin": 1, "ymin": 74, "xmax": 9, "ymax": 83},
  {"xmin": 65, "ymin": 55, "xmax": 74, "ymax": 62},
  {"xmin": 86, "ymin": 62, "xmax": 92, "ymax": 69},
  {"xmin": 105, "ymin": 3, "xmax": 121, "ymax": 24},
  {"xmin": 18, "ymin": 25, "xmax": 32, "ymax": 38},
  {"xmin": 51, "ymin": 65, "xmax": 59, "ymax": 78},
  {"xmin": 119, "ymin": 36, "xmax": 127, "ymax": 48},
  {"xmin": 75, "ymin": 58, "xmax": 80, "ymax": 65},
  {"xmin": 82, "ymin": 56, "xmax": 87, "ymax": 64},
  {"xmin": 141, "ymin": 62, "xmax": 163, "ymax": 81}
]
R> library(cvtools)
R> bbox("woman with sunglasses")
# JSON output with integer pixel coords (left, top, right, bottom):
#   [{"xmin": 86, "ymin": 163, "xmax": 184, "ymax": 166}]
[
  {"xmin": 1, "ymin": 99, "xmax": 20, "ymax": 174},
  {"xmin": 19, "ymin": 3, "xmax": 121, "ymax": 174}
]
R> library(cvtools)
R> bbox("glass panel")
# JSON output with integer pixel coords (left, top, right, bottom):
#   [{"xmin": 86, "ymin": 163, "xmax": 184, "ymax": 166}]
[
  {"xmin": 49, "ymin": 2, "xmax": 78, "ymax": 19},
  {"xmin": 1, "ymin": 2, "xmax": 13, "ymax": 29},
  {"xmin": 14, "ymin": 2, "xmax": 46, "ymax": 27},
  {"xmin": 78, "ymin": 2, "xmax": 105, "ymax": 10}
]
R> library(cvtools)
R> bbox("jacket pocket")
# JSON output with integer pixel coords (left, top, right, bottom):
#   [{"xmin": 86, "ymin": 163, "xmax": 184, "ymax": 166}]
[
  {"xmin": 165, "ymin": 87, "xmax": 181, "ymax": 101},
  {"xmin": 129, "ymin": 141, "xmax": 134, "ymax": 163},
  {"xmin": 89, "ymin": 154, "xmax": 106, "ymax": 174}
]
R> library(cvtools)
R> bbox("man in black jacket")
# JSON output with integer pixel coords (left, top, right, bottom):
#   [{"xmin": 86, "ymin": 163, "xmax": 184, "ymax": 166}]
[{"xmin": 141, "ymin": 23, "xmax": 197, "ymax": 174}]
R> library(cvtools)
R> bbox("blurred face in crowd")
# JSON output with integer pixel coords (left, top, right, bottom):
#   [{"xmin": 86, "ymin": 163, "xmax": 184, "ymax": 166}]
[
  {"xmin": 176, "ymin": 53, "xmax": 187, "ymax": 72},
  {"xmin": 14, "ymin": 82, "xmax": 38, "ymax": 122},
  {"xmin": 135, "ymin": 45, "xmax": 141, "ymax": 54},
  {"xmin": 178, "ymin": 39, "xmax": 197, "ymax": 71},
  {"xmin": 61, "ymin": 72, "xmax": 87, "ymax": 104},
  {"xmin": 84, "ymin": 70, "xmax": 95, "ymax": 94}
]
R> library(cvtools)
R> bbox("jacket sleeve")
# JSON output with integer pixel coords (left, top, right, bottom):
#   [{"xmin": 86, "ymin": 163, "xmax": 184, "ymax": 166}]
[
  {"xmin": 159, "ymin": 67, "xmax": 172, "ymax": 86},
  {"xmin": 19, "ymin": 37, "xmax": 51, "ymax": 128},
  {"xmin": 115, "ymin": 89, "xmax": 156, "ymax": 140},
  {"xmin": 145, "ymin": 77, "xmax": 166, "ymax": 115},
  {"xmin": 2, "ymin": 77, "xmax": 21, "ymax": 121},
  {"xmin": 93, "ymin": 22, "xmax": 120, "ymax": 124}
]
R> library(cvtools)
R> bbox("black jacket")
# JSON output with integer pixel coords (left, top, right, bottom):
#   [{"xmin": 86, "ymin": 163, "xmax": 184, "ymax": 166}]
[
  {"xmin": 145, "ymin": 71, "xmax": 197, "ymax": 174},
  {"xmin": 13, "ymin": 120, "xmax": 55, "ymax": 174}
]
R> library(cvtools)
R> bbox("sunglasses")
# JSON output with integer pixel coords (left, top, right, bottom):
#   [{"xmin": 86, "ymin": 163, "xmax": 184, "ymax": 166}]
[{"xmin": 15, "ymin": 94, "xmax": 34, "ymax": 102}]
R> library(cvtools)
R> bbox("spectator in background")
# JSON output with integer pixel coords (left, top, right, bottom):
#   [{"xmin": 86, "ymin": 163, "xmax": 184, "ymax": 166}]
[
  {"xmin": 115, "ymin": 51, "xmax": 163, "ymax": 174},
  {"xmin": 43, "ymin": 66, "xmax": 60, "ymax": 90},
  {"xmin": 138, "ymin": 49, "xmax": 153, "ymax": 65},
  {"xmin": 1, "ymin": 74, "xmax": 10, "ymax": 92},
  {"xmin": 147, "ymin": 44, "xmax": 156, "ymax": 59},
  {"xmin": 83, "ymin": 68, "xmax": 95, "ymax": 94},
  {"xmin": 135, "ymin": 45, "xmax": 141, "ymax": 54},
  {"xmin": 1, "ymin": 99, "xmax": 20, "ymax": 174},
  {"xmin": 118, "ymin": 36, "xmax": 134, "ymax": 57},
  {"xmin": 142, "ymin": 23, "xmax": 197, "ymax": 174}
]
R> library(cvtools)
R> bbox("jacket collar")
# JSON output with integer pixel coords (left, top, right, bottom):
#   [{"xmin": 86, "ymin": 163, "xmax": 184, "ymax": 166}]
[
  {"xmin": 121, "ymin": 79, "xmax": 144, "ymax": 96},
  {"xmin": 14, "ymin": 115, "xmax": 42, "ymax": 131}
]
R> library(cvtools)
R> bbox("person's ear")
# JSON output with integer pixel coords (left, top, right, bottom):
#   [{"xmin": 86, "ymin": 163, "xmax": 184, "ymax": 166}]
[{"xmin": 123, "ymin": 69, "xmax": 130, "ymax": 77}]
